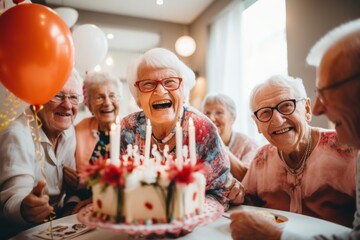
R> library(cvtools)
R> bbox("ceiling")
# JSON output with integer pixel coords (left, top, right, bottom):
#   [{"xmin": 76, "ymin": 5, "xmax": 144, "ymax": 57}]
[
  {"xmin": 45, "ymin": 0, "xmax": 215, "ymax": 24},
  {"xmin": 42, "ymin": 0, "xmax": 215, "ymax": 51}
]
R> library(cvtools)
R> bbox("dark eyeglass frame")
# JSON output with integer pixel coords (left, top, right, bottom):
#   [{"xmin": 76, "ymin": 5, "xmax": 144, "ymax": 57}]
[
  {"xmin": 134, "ymin": 77, "xmax": 183, "ymax": 93},
  {"xmin": 50, "ymin": 93, "xmax": 84, "ymax": 105},
  {"xmin": 253, "ymin": 98, "xmax": 306, "ymax": 123},
  {"xmin": 315, "ymin": 72, "xmax": 360, "ymax": 104}
]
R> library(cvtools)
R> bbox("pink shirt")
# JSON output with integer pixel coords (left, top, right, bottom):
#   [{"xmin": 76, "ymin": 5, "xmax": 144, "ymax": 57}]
[{"xmin": 243, "ymin": 129, "xmax": 357, "ymax": 227}]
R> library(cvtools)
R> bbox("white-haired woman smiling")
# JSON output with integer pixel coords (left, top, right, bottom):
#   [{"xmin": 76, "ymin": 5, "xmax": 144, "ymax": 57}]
[
  {"xmin": 239, "ymin": 74, "xmax": 357, "ymax": 227},
  {"xmin": 202, "ymin": 93, "xmax": 259, "ymax": 181},
  {"xmin": 122, "ymin": 48, "xmax": 243, "ymax": 210}
]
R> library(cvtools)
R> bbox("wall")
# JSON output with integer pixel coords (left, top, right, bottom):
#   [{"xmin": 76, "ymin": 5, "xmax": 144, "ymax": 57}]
[{"xmin": 286, "ymin": 0, "xmax": 360, "ymax": 128}]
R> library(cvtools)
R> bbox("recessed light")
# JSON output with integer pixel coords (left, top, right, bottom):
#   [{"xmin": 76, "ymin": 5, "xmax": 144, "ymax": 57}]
[{"xmin": 156, "ymin": 0, "xmax": 164, "ymax": 6}]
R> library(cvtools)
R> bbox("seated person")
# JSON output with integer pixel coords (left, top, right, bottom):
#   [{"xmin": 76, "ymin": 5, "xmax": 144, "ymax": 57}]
[
  {"xmin": 0, "ymin": 69, "xmax": 83, "ymax": 238},
  {"xmin": 121, "ymin": 48, "xmax": 244, "ymax": 209},
  {"xmin": 71, "ymin": 71, "xmax": 122, "ymax": 212},
  {"xmin": 242, "ymin": 74, "xmax": 357, "ymax": 227},
  {"xmin": 75, "ymin": 71, "xmax": 122, "ymax": 172},
  {"xmin": 202, "ymin": 92, "xmax": 259, "ymax": 181}
]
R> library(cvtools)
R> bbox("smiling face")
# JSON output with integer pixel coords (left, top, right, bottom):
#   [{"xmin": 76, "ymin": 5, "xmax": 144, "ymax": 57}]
[
  {"xmin": 38, "ymin": 78, "xmax": 79, "ymax": 140},
  {"xmin": 252, "ymin": 84, "xmax": 311, "ymax": 152},
  {"xmin": 312, "ymin": 39, "xmax": 360, "ymax": 147},
  {"xmin": 88, "ymin": 82, "xmax": 119, "ymax": 131},
  {"xmin": 203, "ymin": 102, "xmax": 234, "ymax": 141},
  {"xmin": 137, "ymin": 67, "xmax": 184, "ymax": 128}
]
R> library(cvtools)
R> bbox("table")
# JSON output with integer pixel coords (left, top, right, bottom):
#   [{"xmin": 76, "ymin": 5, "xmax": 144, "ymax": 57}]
[{"xmin": 11, "ymin": 205, "xmax": 351, "ymax": 240}]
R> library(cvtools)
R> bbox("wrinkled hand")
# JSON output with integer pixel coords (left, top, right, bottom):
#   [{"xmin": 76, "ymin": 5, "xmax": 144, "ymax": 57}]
[
  {"xmin": 228, "ymin": 178, "xmax": 244, "ymax": 205},
  {"xmin": 230, "ymin": 210, "xmax": 282, "ymax": 240},
  {"xmin": 63, "ymin": 166, "xmax": 80, "ymax": 190},
  {"xmin": 20, "ymin": 180, "xmax": 54, "ymax": 223}
]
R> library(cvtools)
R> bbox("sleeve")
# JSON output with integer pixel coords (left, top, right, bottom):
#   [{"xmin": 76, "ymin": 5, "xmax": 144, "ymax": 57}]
[
  {"xmin": 194, "ymin": 115, "xmax": 238, "ymax": 210},
  {"xmin": 0, "ymin": 125, "xmax": 36, "ymax": 225}
]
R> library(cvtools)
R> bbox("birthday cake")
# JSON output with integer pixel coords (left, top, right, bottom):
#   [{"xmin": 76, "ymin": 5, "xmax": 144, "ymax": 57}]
[{"xmin": 81, "ymin": 144, "xmax": 207, "ymax": 225}]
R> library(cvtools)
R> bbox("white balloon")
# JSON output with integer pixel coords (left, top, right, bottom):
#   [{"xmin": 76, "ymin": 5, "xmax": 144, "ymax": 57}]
[
  {"xmin": 54, "ymin": 7, "xmax": 78, "ymax": 28},
  {"xmin": 0, "ymin": 82, "xmax": 28, "ymax": 131},
  {"xmin": 0, "ymin": 0, "xmax": 32, "ymax": 14},
  {"xmin": 73, "ymin": 24, "xmax": 108, "ymax": 73}
]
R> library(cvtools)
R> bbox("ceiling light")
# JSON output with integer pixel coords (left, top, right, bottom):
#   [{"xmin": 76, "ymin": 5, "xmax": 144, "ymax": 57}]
[
  {"xmin": 175, "ymin": 36, "xmax": 196, "ymax": 57},
  {"xmin": 107, "ymin": 33, "xmax": 114, "ymax": 40},
  {"xmin": 156, "ymin": 0, "xmax": 164, "ymax": 6}
]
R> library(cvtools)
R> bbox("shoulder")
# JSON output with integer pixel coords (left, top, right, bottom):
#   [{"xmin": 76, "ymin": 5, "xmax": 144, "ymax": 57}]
[
  {"xmin": 317, "ymin": 128, "xmax": 354, "ymax": 152},
  {"xmin": 184, "ymin": 106, "xmax": 215, "ymax": 129},
  {"xmin": 233, "ymin": 132, "xmax": 259, "ymax": 147},
  {"xmin": 122, "ymin": 111, "xmax": 146, "ymax": 126},
  {"xmin": 75, "ymin": 117, "xmax": 98, "ymax": 131}
]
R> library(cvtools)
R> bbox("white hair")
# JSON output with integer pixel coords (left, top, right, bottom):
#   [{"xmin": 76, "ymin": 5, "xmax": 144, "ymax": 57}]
[
  {"xmin": 307, "ymin": 18, "xmax": 360, "ymax": 66},
  {"xmin": 249, "ymin": 74, "xmax": 307, "ymax": 112},
  {"xmin": 126, "ymin": 48, "xmax": 196, "ymax": 106}
]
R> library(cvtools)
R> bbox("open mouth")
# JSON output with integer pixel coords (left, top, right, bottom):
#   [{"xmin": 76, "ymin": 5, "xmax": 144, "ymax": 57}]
[
  {"xmin": 100, "ymin": 109, "xmax": 115, "ymax": 114},
  {"xmin": 152, "ymin": 100, "xmax": 172, "ymax": 110},
  {"xmin": 56, "ymin": 112, "xmax": 71, "ymax": 117},
  {"xmin": 273, "ymin": 127, "xmax": 293, "ymax": 135}
]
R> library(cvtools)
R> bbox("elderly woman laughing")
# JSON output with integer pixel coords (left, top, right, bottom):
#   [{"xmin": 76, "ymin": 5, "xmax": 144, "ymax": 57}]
[{"xmin": 121, "ymin": 48, "xmax": 243, "ymax": 209}]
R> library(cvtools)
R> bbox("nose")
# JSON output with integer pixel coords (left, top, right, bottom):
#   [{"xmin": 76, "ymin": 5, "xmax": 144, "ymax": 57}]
[
  {"xmin": 208, "ymin": 113, "xmax": 216, "ymax": 122},
  {"xmin": 61, "ymin": 96, "xmax": 73, "ymax": 108},
  {"xmin": 153, "ymin": 82, "xmax": 168, "ymax": 94},
  {"xmin": 270, "ymin": 109, "xmax": 286, "ymax": 125},
  {"xmin": 312, "ymin": 97, "xmax": 325, "ymax": 116}
]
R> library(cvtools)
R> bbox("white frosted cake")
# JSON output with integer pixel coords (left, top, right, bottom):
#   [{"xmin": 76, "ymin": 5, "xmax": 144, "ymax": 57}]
[{"xmin": 82, "ymin": 145, "xmax": 206, "ymax": 225}]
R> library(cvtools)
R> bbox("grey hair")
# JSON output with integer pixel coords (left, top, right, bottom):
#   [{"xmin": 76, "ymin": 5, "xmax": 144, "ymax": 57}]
[
  {"xmin": 201, "ymin": 92, "xmax": 237, "ymax": 119},
  {"xmin": 249, "ymin": 74, "xmax": 308, "ymax": 112},
  {"xmin": 83, "ymin": 71, "xmax": 122, "ymax": 106},
  {"xmin": 126, "ymin": 48, "xmax": 196, "ymax": 106},
  {"xmin": 307, "ymin": 18, "xmax": 360, "ymax": 66}
]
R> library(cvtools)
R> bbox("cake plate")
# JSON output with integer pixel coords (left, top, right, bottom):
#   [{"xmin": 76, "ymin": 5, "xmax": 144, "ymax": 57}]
[{"xmin": 77, "ymin": 198, "xmax": 224, "ymax": 237}]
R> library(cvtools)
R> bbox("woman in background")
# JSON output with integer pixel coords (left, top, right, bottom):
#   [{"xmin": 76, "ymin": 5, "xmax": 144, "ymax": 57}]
[{"xmin": 202, "ymin": 93, "xmax": 259, "ymax": 181}]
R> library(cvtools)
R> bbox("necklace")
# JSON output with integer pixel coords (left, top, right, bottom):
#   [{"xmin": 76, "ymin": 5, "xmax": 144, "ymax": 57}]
[
  {"xmin": 152, "ymin": 129, "xmax": 175, "ymax": 144},
  {"xmin": 279, "ymin": 129, "xmax": 312, "ymax": 176}
]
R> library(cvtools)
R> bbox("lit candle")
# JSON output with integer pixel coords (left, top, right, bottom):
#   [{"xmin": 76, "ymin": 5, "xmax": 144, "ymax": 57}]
[
  {"xmin": 144, "ymin": 119, "xmax": 152, "ymax": 165},
  {"xmin": 110, "ymin": 123, "xmax": 120, "ymax": 164},
  {"xmin": 176, "ymin": 121, "xmax": 183, "ymax": 170},
  {"xmin": 115, "ymin": 115, "xmax": 121, "ymax": 161},
  {"xmin": 189, "ymin": 117, "xmax": 196, "ymax": 166}
]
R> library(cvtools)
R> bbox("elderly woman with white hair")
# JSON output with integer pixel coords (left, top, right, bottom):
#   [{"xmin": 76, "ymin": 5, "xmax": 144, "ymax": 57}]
[
  {"xmin": 75, "ymin": 71, "xmax": 122, "ymax": 172},
  {"xmin": 202, "ymin": 93, "xmax": 259, "ymax": 181},
  {"xmin": 237, "ymin": 74, "xmax": 357, "ymax": 227},
  {"xmin": 121, "ymin": 48, "xmax": 243, "ymax": 209}
]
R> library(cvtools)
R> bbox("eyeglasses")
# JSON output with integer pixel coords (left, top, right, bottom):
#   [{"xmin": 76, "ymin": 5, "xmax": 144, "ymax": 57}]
[
  {"xmin": 315, "ymin": 72, "xmax": 360, "ymax": 104},
  {"xmin": 93, "ymin": 93, "xmax": 119, "ymax": 104},
  {"xmin": 253, "ymin": 98, "xmax": 305, "ymax": 122},
  {"xmin": 51, "ymin": 93, "xmax": 83, "ymax": 105},
  {"xmin": 134, "ymin": 77, "xmax": 182, "ymax": 93}
]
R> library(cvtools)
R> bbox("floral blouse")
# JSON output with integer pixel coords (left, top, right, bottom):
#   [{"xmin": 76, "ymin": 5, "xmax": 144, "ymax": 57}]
[
  {"xmin": 242, "ymin": 128, "xmax": 357, "ymax": 227},
  {"xmin": 120, "ymin": 105, "xmax": 235, "ymax": 208}
]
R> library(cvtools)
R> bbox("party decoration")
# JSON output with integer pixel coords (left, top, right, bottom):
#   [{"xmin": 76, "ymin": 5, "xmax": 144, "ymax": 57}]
[
  {"xmin": 0, "ymin": 0, "xmax": 31, "ymax": 14},
  {"xmin": 54, "ymin": 7, "xmax": 78, "ymax": 28},
  {"xmin": 0, "ymin": 82, "xmax": 28, "ymax": 131},
  {"xmin": 73, "ymin": 24, "xmax": 108, "ymax": 72},
  {"xmin": 0, "ymin": 3, "xmax": 74, "ymax": 105}
]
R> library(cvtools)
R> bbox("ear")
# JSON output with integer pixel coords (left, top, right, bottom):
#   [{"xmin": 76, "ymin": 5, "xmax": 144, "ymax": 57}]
[
  {"xmin": 305, "ymin": 98, "xmax": 312, "ymax": 122},
  {"xmin": 251, "ymin": 115, "xmax": 262, "ymax": 134}
]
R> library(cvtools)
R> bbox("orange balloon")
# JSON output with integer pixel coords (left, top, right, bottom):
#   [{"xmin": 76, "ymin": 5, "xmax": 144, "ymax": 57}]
[{"xmin": 0, "ymin": 3, "xmax": 74, "ymax": 105}]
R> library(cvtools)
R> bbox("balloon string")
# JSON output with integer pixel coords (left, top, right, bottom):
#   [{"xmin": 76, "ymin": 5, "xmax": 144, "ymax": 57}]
[
  {"xmin": 26, "ymin": 105, "xmax": 56, "ymax": 239},
  {"xmin": 0, "ymin": 89, "xmax": 25, "ymax": 131}
]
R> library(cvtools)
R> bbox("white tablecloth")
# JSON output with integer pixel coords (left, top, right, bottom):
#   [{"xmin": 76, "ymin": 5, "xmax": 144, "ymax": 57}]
[{"xmin": 11, "ymin": 205, "xmax": 351, "ymax": 240}]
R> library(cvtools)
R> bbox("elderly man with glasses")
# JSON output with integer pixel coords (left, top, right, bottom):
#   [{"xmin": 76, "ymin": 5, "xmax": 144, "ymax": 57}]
[
  {"xmin": 236, "ymin": 74, "xmax": 357, "ymax": 228},
  {"xmin": 0, "ymin": 69, "xmax": 83, "ymax": 239}
]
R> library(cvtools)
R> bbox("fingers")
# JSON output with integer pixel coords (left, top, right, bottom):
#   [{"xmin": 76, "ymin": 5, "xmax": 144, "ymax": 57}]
[
  {"xmin": 21, "ymin": 182, "xmax": 53, "ymax": 223},
  {"xmin": 32, "ymin": 180, "xmax": 46, "ymax": 197},
  {"xmin": 228, "ymin": 180, "xmax": 244, "ymax": 204},
  {"xmin": 63, "ymin": 166, "xmax": 80, "ymax": 189}
]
